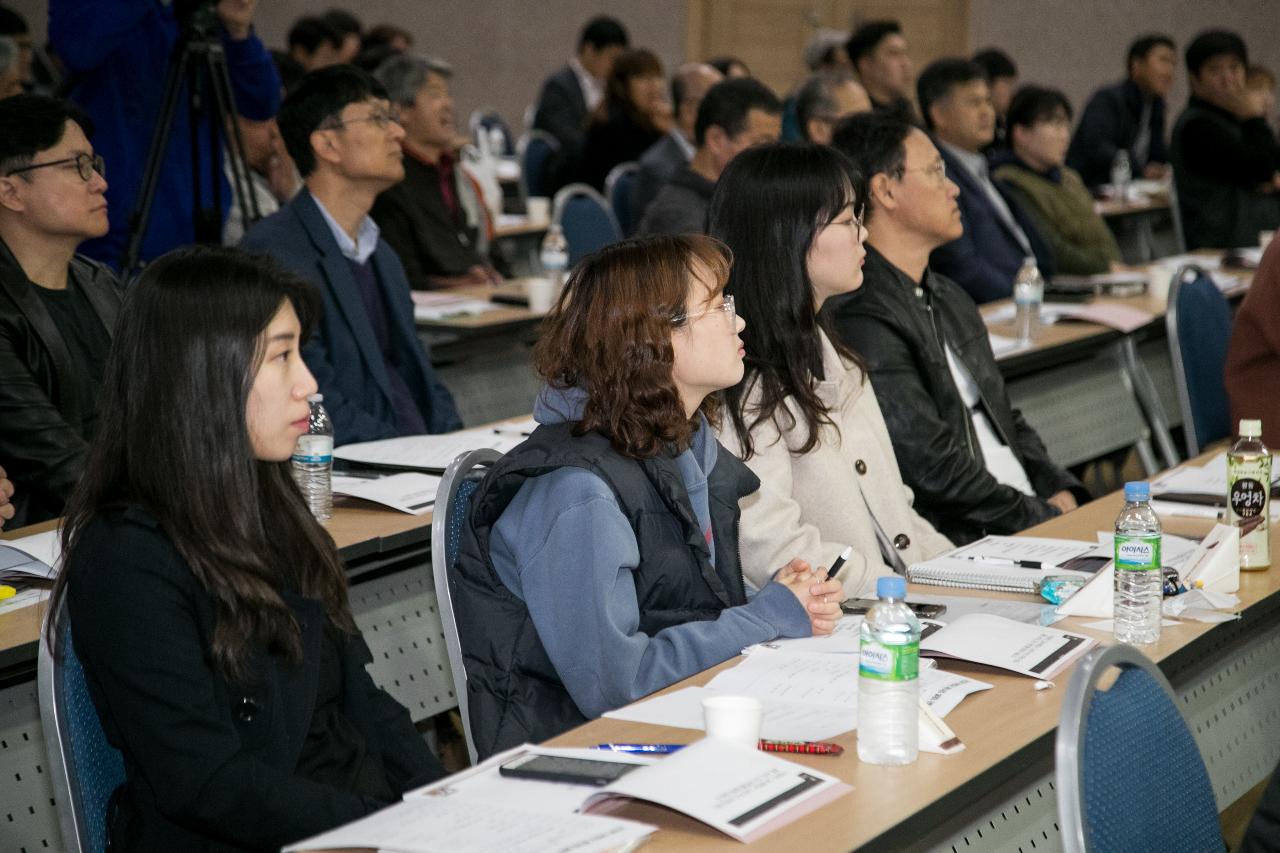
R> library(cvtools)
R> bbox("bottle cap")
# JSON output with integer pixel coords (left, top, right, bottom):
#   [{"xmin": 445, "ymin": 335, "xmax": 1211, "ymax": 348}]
[
  {"xmin": 307, "ymin": 393, "xmax": 324, "ymax": 403},
  {"xmin": 876, "ymin": 575, "xmax": 906, "ymax": 599},
  {"xmin": 1124, "ymin": 481, "xmax": 1150, "ymax": 502},
  {"xmin": 1240, "ymin": 419, "xmax": 1262, "ymax": 437}
]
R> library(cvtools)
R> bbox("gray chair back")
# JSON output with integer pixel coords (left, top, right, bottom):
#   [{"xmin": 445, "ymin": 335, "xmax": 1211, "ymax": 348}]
[{"xmin": 431, "ymin": 448, "xmax": 502, "ymax": 765}]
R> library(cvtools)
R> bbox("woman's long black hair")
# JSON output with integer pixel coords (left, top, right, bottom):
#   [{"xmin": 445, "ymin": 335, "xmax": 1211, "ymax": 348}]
[
  {"xmin": 47, "ymin": 246, "xmax": 355, "ymax": 683},
  {"xmin": 708, "ymin": 142, "xmax": 862, "ymax": 459}
]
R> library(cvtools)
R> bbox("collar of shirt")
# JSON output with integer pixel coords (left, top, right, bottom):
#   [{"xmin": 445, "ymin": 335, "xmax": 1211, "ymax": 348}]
[
  {"xmin": 670, "ymin": 127, "xmax": 696, "ymax": 161},
  {"xmin": 940, "ymin": 140, "xmax": 990, "ymax": 183},
  {"xmin": 312, "ymin": 194, "xmax": 380, "ymax": 265},
  {"xmin": 569, "ymin": 55, "xmax": 605, "ymax": 112}
]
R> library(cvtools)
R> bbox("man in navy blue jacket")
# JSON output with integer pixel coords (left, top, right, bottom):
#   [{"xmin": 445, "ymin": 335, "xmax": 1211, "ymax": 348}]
[
  {"xmin": 50, "ymin": 0, "xmax": 281, "ymax": 267},
  {"xmin": 918, "ymin": 59, "xmax": 1054, "ymax": 303},
  {"xmin": 241, "ymin": 66, "xmax": 461, "ymax": 444}
]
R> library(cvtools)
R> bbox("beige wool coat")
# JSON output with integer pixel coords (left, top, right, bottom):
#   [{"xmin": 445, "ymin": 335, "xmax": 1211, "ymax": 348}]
[{"xmin": 716, "ymin": 330, "xmax": 953, "ymax": 598}]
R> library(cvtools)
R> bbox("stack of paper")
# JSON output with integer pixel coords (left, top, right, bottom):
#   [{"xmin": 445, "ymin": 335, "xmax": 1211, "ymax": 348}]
[
  {"xmin": 906, "ymin": 536, "xmax": 1107, "ymax": 593},
  {"xmin": 331, "ymin": 473, "xmax": 442, "ymax": 515},
  {"xmin": 919, "ymin": 614, "xmax": 1095, "ymax": 680},
  {"xmin": 335, "ymin": 428, "xmax": 524, "ymax": 473}
]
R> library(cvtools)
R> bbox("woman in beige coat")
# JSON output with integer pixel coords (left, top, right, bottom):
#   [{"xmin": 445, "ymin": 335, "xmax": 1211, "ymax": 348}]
[{"xmin": 709, "ymin": 144, "xmax": 952, "ymax": 597}]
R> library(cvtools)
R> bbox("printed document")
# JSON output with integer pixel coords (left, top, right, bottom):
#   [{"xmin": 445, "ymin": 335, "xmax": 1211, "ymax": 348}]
[
  {"xmin": 331, "ymin": 473, "xmax": 442, "ymax": 515},
  {"xmin": 334, "ymin": 429, "xmax": 523, "ymax": 472}
]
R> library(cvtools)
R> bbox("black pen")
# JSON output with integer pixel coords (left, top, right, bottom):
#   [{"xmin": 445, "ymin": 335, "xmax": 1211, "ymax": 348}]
[{"xmin": 825, "ymin": 546, "xmax": 853, "ymax": 580}]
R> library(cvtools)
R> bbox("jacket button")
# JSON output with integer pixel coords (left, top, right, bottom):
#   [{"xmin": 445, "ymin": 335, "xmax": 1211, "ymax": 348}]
[
  {"xmin": 855, "ymin": 459, "xmax": 868, "ymax": 475},
  {"xmin": 236, "ymin": 697, "xmax": 259, "ymax": 722},
  {"xmin": 893, "ymin": 534, "xmax": 911, "ymax": 550}
]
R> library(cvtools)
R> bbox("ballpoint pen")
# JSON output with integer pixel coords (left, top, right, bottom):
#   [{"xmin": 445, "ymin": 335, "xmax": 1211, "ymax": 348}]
[
  {"xmin": 826, "ymin": 546, "xmax": 853, "ymax": 580},
  {"xmin": 595, "ymin": 743, "xmax": 685, "ymax": 754},
  {"xmin": 958, "ymin": 554, "xmax": 1062, "ymax": 571}
]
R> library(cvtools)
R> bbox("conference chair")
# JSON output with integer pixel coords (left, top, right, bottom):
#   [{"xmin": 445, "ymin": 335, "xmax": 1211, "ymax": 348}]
[
  {"xmin": 1055, "ymin": 644, "xmax": 1222, "ymax": 853},
  {"xmin": 468, "ymin": 108, "xmax": 515, "ymax": 156},
  {"xmin": 518, "ymin": 130, "xmax": 560, "ymax": 199},
  {"xmin": 431, "ymin": 447, "xmax": 503, "ymax": 766},
  {"xmin": 38, "ymin": 601, "xmax": 126, "ymax": 853},
  {"xmin": 552, "ymin": 183, "xmax": 623, "ymax": 267},
  {"xmin": 604, "ymin": 161, "xmax": 640, "ymax": 236},
  {"xmin": 1166, "ymin": 264, "xmax": 1232, "ymax": 456}
]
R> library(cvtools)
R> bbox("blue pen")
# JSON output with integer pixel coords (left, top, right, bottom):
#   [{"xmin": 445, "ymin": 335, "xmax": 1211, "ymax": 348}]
[{"xmin": 595, "ymin": 743, "xmax": 685, "ymax": 754}]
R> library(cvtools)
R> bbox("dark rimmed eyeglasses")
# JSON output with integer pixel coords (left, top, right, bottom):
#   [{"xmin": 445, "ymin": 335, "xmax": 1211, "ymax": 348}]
[
  {"xmin": 6, "ymin": 152, "xmax": 106, "ymax": 182},
  {"xmin": 320, "ymin": 107, "xmax": 400, "ymax": 131}
]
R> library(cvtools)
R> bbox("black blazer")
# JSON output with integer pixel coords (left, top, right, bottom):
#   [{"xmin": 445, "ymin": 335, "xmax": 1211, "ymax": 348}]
[
  {"xmin": 67, "ymin": 506, "xmax": 444, "ymax": 853},
  {"xmin": 0, "ymin": 241, "xmax": 120, "ymax": 526},
  {"xmin": 533, "ymin": 65, "xmax": 589, "ymax": 192},
  {"xmin": 576, "ymin": 105, "xmax": 664, "ymax": 191},
  {"xmin": 1066, "ymin": 79, "xmax": 1169, "ymax": 188}
]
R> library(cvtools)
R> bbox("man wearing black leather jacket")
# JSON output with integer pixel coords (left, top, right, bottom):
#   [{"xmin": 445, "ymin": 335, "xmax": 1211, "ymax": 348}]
[
  {"xmin": 826, "ymin": 111, "xmax": 1088, "ymax": 544},
  {"xmin": 0, "ymin": 96, "xmax": 121, "ymax": 526}
]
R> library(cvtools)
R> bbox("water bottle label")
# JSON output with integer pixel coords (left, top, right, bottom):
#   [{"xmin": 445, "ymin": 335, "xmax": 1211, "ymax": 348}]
[
  {"xmin": 1114, "ymin": 534, "xmax": 1160, "ymax": 571},
  {"xmin": 859, "ymin": 639, "xmax": 919, "ymax": 682},
  {"xmin": 293, "ymin": 435, "xmax": 333, "ymax": 464}
]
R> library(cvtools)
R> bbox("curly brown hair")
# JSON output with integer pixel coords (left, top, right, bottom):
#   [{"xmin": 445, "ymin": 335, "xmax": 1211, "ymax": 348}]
[{"xmin": 534, "ymin": 234, "xmax": 732, "ymax": 459}]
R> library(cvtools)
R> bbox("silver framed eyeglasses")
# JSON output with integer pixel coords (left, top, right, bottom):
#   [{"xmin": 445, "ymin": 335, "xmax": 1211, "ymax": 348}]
[
  {"xmin": 673, "ymin": 293, "xmax": 736, "ymax": 326},
  {"xmin": 6, "ymin": 152, "xmax": 105, "ymax": 182},
  {"xmin": 321, "ymin": 107, "xmax": 400, "ymax": 131}
]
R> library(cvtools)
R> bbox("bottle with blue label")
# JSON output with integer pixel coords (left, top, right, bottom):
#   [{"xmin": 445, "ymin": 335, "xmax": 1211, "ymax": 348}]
[
  {"xmin": 1113, "ymin": 481, "xmax": 1162, "ymax": 644},
  {"xmin": 857, "ymin": 575, "xmax": 919, "ymax": 765},
  {"xmin": 292, "ymin": 393, "xmax": 333, "ymax": 520}
]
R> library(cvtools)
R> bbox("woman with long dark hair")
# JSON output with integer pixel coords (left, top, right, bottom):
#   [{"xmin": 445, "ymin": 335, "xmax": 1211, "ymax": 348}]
[
  {"xmin": 576, "ymin": 47, "xmax": 670, "ymax": 190},
  {"xmin": 46, "ymin": 247, "xmax": 444, "ymax": 853},
  {"xmin": 451, "ymin": 234, "xmax": 842, "ymax": 760},
  {"xmin": 709, "ymin": 143, "xmax": 952, "ymax": 598}
]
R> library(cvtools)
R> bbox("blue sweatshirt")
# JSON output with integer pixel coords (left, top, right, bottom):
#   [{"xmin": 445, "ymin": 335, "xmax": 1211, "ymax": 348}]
[{"xmin": 489, "ymin": 386, "xmax": 811, "ymax": 719}]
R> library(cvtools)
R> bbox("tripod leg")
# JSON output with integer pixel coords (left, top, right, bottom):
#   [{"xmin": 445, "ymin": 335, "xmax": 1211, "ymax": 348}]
[{"xmin": 204, "ymin": 41, "xmax": 262, "ymax": 231}]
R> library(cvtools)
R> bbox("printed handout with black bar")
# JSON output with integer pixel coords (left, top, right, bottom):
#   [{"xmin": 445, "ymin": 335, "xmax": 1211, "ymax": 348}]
[{"xmin": 919, "ymin": 613, "xmax": 1097, "ymax": 680}]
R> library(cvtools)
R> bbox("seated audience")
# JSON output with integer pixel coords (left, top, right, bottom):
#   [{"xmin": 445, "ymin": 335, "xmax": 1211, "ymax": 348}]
[
  {"xmin": 452, "ymin": 235, "xmax": 841, "ymax": 758},
  {"xmin": 803, "ymin": 29, "xmax": 853, "ymax": 74},
  {"xmin": 708, "ymin": 56, "xmax": 751, "ymax": 79},
  {"xmin": 0, "ymin": 36, "xmax": 20, "ymax": 99},
  {"xmin": 994, "ymin": 86, "xmax": 1122, "ymax": 275},
  {"xmin": 827, "ymin": 112, "xmax": 1087, "ymax": 544},
  {"xmin": 1248, "ymin": 64, "xmax": 1277, "ymax": 133},
  {"xmin": 0, "ymin": 96, "xmax": 120, "ymax": 527},
  {"xmin": 222, "ymin": 114, "xmax": 299, "ymax": 246},
  {"xmin": 1170, "ymin": 30, "xmax": 1280, "ymax": 250},
  {"xmin": 1067, "ymin": 34, "xmax": 1176, "ymax": 187},
  {"xmin": 629, "ymin": 62, "xmax": 722, "ymax": 229},
  {"xmin": 709, "ymin": 143, "xmax": 953, "ymax": 594},
  {"xmin": 322, "ymin": 8, "xmax": 363, "ymax": 64},
  {"xmin": 287, "ymin": 16, "xmax": 345, "ymax": 73},
  {"xmin": 49, "ymin": 0, "xmax": 280, "ymax": 266},
  {"xmin": 638, "ymin": 78, "xmax": 781, "ymax": 237},
  {"xmin": 0, "ymin": 5, "xmax": 31, "ymax": 92},
  {"xmin": 972, "ymin": 48, "xmax": 1017, "ymax": 150},
  {"xmin": 364, "ymin": 24, "xmax": 412, "ymax": 56},
  {"xmin": 577, "ymin": 48, "xmax": 669, "ymax": 191},
  {"xmin": 533, "ymin": 16, "xmax": 629, "ymax": 191},
  {"xmin": 51, "ymin": 247, "xmax": 446, "ymax": 852},
  {"xmin": 919, "ymin": 58, "xmax": 1054, "ymax": 303},
  {"xmin": 794, "ymin": 70, "xmax": 872, "ymax": 145},
  {"xmin": 0, "ymin": 466, "xmax": 12, "ymax": 528},
  {"xmin": 845, "ymin": 20, "xmax": 916, "ymax": 124},
  {"xmin": 372, "ymin": 53, "xmax": 509, "ymax": 289},
  {"xmin": 242, "ymin": 66, "xmax": 461, "ymax": 443},
  {"xmin": 1225, "ymin": 236, "xmax": 1280, "ymax": 448}
]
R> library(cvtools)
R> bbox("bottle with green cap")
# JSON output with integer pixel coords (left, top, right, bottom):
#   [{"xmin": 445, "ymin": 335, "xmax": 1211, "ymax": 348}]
[
  {"xmin": 1228, "ymin": 419, "xmax": 1271, "ymax": 570},
  {"xmin": 857, "ymin": 575, "xmax": 919, "ymax": 765}
]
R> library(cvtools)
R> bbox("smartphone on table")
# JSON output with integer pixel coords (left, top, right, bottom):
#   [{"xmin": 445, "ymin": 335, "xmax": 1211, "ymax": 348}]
[{"xmin": 498, "ymin": 753, "xmax": 643, "ymax": 786}]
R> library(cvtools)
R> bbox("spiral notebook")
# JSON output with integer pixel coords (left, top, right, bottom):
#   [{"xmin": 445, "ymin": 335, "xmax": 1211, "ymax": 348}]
[{"xmin": 906, "ymin": 536, "xmax": 1109, "ymax": 594}]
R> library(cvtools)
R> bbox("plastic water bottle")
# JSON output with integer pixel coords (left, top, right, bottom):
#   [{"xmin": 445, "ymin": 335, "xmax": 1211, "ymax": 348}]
[
  {"xmin": 292, "ymin": 393, "xmax": 333, "ymax": 520},
  {"xmin": 1013, "ymin": 257, "xmax": 1044, "ymax": 344},
  {"xmin": 1228, "ymin": 419, "xmax": 1272, "ymax": 570},
  {"xmin": 858, "ymin": 575, "xmax": 920, "ymax": 765},
  {"xmin": 1113, "ymin": 481, "xmax": 1162, "ymax": 644},
  {"xmin": 488, "ymin": 125, "xmax": 507, "ymax": 157},
  {"xmin": 540, "ymin": 224, "xmax": 569, "ymax": 293},
  {"xmin": 1110, "ymin": 149, "xmax": 1132, "ymax": 200}
]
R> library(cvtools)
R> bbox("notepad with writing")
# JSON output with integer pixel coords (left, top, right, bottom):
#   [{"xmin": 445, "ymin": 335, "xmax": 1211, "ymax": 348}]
[{"xmin": 906, "ymin": 536, "xmax": 1105, "ymax": 593}]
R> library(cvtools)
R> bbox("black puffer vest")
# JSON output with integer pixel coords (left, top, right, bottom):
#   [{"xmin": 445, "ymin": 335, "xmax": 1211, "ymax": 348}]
[{"xmin": 452, "ymin": 422, "xmax": 760, "ymax": 759}]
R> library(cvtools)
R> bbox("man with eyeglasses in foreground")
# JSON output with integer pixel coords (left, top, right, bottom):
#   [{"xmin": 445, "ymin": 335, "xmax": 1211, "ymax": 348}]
[
  {"xmin": 0, "ymin": 95, "xmax": 120, "ymax": 526},
  {"xmin": 241, "ymin": 65, "xmax": 461, "ymax": 445},
  {"xmin": 824, "ymin": 111, "xmax": 1088, "ymax": 545}
]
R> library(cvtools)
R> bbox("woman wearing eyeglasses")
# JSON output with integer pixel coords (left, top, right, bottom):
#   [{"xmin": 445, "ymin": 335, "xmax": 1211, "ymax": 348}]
[
  {"xmin": 451, "ymin": 235, "xmax": 842, "ymax": 760},
  {"xmin": 708, "ymin": 143, "xmax": 952, "ymax": 598}
]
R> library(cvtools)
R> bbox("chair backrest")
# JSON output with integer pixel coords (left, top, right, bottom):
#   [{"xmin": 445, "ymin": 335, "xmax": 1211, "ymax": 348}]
[
  {"xmin": 1055, "ymin": 644, "xmax": 1221, "ymax": 853},
  {"xmin": 1165, "ymin": 264, "xmax": 1233, "ymax": 456},
  {"xmin": 468, "ymin": 108, "xmax": 514, "ymax": 156},
  {"xmin": 518, "ymin": 130, "xmax": 560, "ymax": 199},
  {"xmin": 552, "ymin": 183, "xmax": 623, "ymax": 267},
  {"xmin": 38, "ymin": 601, "xmax": 126, "ymax": 853},
  {"xmin": 604, "ymin": 161, "xmax": 640, "ymax": 237},
  {"xmin": 431, "ymin": 447, "xmax": 502, "ymax": 766}
]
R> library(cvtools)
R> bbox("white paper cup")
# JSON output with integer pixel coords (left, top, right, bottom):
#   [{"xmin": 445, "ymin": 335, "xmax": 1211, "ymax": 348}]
[
  {"xmin": 702, "ymin": 695, "xmax": 762, "ymax": 749},
  {"xmin": 1260, "ymin": 230, "xmax": 1275, "ymax": 250},
  {"xmin": 526, "ymin": 276, "xmax": 555, "ymax": 313},
  {"xmin": 526, "ymin": 196, "xmax": 551, "ymax": 223},
  {"xmin": 1147, "ymin": 263, "xmax": 1177, "ymax": 304}
]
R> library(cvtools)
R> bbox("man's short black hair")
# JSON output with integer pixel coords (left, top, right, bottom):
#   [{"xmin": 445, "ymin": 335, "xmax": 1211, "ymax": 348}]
[
  {"xmin": 0, "ymin": 95, "xmax": 93, "ymax": 175},
  {"xmin": 578, "ymin": 16, "xmax": 628, "ymax": 52},
  {"xmin": 917, "ymin": 58, "xmax": 986, "ymax": 132},
  {"xmin": 972, "ymin": 48, "xmax": 1017, "ymax": 81},
  {"xmin": 830, "ymin": 111, "xmax": 913, "ymax": 219},
  {"xmin": 278, "ymin": 65, "xmax": 388, "ymax": 178},
  {"xmin": 1006, "ymin": 85, "xmax": 1072, "ymax": 130},
  {"xmin": 323, "ymin": 8, "xmax": 362, "ymax": 38},
  {"xmin": 1127, "ymin": 34, "xmax": 1175, "ymax": 73},
  {"xmin": 694, "ymin": 77, "xmax": 781, "ymax": 147},
  {"xmin": 288, "ymin": 16, "xmax": 343, "ymax": 54},
  {"xmin": 0, "ymin": 5, "xmax": 28, "ymax": 37},
  {"xmin": 1185, "ymin": 30, "xmax": 1247, "ymax": 77},
  {"xmin": 845, "ymin": 20, "xmax": 902, "ymax": 68}
]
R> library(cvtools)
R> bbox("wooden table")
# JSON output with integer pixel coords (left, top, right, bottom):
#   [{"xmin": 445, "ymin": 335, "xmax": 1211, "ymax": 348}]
[
  {"xmin": 1095, "ymin": 194, "xmax": 1170, "ymax": 219},
  {"xmin": 413, "ymin": 283, "xmax": 546, "ymax": 335}
]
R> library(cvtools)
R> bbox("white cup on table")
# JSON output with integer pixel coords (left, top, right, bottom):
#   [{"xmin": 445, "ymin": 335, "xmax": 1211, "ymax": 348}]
[
  {"xmin": 702, "ymin": 695, "xmax": 762, "ymax": 749},
  {"xmin": 1260, "ymin": 230, "xmax": 1275, "ymax": 251},
  {"xmin": 526, "ymin": 276, "xmax": 556, "ymax": 313},
  {"xmin": 526, "ymin": 196, "xmax": 551, "ymax": 223},
  {"xmin": 1147, "ymin": 262, "xmax": 1178, "ymax": 304}
]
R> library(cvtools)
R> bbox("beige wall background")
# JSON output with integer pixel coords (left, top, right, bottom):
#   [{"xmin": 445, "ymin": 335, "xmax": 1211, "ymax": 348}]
[{"xmin": 8, "ymin": 1, "xmax": 1279, "ymax": 136}]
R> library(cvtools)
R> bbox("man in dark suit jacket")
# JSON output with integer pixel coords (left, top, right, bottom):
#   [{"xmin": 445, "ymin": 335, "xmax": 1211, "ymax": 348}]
[
  {"xmin": 242, "ymin": 65, "xmax": 461, "ymax": 445},
  {"xmin": 918, "ymin": 59, "xmax": 1054, "ymax": 303},
  {"xmin": 532, "ymin": 16, "xmax": 628, "ymax": 191},
  {"xmin": 1067, "ymin": 34, "xmax": 1176, "ymax": 188}
]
